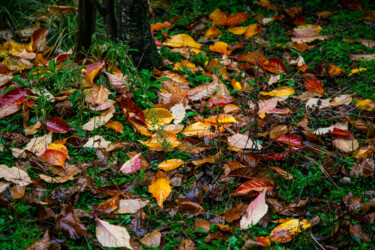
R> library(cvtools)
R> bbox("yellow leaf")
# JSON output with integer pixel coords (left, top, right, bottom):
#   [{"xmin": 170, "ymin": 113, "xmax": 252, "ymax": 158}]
[
  {"xmin": 140, "ymin": 132, "xmax": 181, "ymax": 151},
  {"xmin": 209, "ymin": 42, "xmax": 231, "ymax": 55},
  {"xmin": 205, "ymin": 114, "xmax": 237, "ymax": 124},
  {"xmin": 173, "ymin": 60, "xmax": 197, "ymax": 71},
  {"xmin": 148, "ymin": 171, "xmax": 172, "ymax": 209},
  {"xmin": 204, "ymin": 26, "xmax": 221, "ymax": 38},
  {"xmin": 158, "ymin": 159, "xmax": 184, "ymax": 171},
  {"xmin": 270, "ymin": 219, "xmax": 310, "ymax": 243},
  {"xmin": 260, "ymin": 86, "xmax": 295, "ymax": 97},
  {"xmin": 48, "ymin": 143, "xmax": 69, "ymax": 159},
  {"xmin": 349, "ymin": 67, "xmax": 367, "ymax": 76},
  {"xmin": 181, "ymin": 122, "xmax": 225, "ymax": 138},
  {"xmin": 228, "ymin": 26, "xmax": 248, "ymax": 35},
  {"xmin": 163, "ymin": 34, "xmax": 201, "ymax": 49},
  {"xmin": 244, "ymin": 24, "xmax": 262, "ymax": 39},
  {"xmin": 355, "ymin": 99, "xmax": 374, "ymax": 111},
  {"xmin": 105, "ymin": 120, "xmax": 124, "ymax": 134},
  {"xmin": 143, "ymin": 108, "xmax": 174, "ymax": 130}
]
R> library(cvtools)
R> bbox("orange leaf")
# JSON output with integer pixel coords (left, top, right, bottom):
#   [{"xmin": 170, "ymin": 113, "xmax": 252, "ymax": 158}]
[
  {"xmin": 85, "ymin": 60, "xmax": 105, "ymax": 86},
  {"xmin": 48, "ymin": 143, "xmax": 69, "ymax": 159},
  {"xmin": 181, "ymin": 122, "xmax": 224, "ymax": 138},
  {"xmin": 303, "ymin": 74, "xmax": 324, "ymax": 94},
  {"xmin": 261, "ymin": 58, "xmax": 289, "ymax": 74},
  {"xmin": 224, "ymin": 12, "xmax": 247, "ymax": 26},
  {"xmin": 204, "ymin": 27, "xmax": 222, "ymax": 38},
  {"xmin": 205, "ymin": 114, "xmax": 237, "ymax": 124},
  {"xmin": 41, "ymin": 149, "xmax": 66, "ymax": 167},
  {"xmin": 209, "ymin": 42, "xmax": 231, "ymax": 55},
  {"xmin": 209, "ymin": 9, "xmax": 227, "ymax": 25},
  {"xmin": 105, "ymin": 121, "xmax": 124, "ymax": 134},
  {"xmin": 140, "ymin": 132, "xmax": 181, "ymax": 151},
  {"xmin": 232, "ymin": 180, "xmax": 274, "ymax": 196},
  {"xmin": 151, "ymin": 21, "xmax": 173, "ymax": 31},
  {"xmin": 148, "ymin": 171, "xmax": 172, "ymax": 209},
  {"xmin": 244, "ymin": 24, "xmax": 262, "ymax": 39}
]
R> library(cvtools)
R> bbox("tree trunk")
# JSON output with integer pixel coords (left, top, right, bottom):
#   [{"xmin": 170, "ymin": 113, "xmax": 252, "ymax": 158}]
[
  {"xmin": 75, "ymin": 0, "xmax": 96, "ymax": 61},
  {"xmin": 116, "ymin": 0, "xmax": 159, "ymax": 70},
  {"xmin": 103, "ymin": 0, "xmax": 117, "ymax": 40}
]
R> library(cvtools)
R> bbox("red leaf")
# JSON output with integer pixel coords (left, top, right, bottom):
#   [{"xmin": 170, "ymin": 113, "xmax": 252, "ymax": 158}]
[
  {"xmin": 0, "ymin": 63, "xmax": 9, "ymax": 74},
  {"xmin": 263, "ymin": 149, "xmax": 295, "ymax": 160},
  {"xmin": 207, "ymin": 96, "xmax": 235, "ymax": 108},
  {"xmin": 304, "ymin": 78, "xmax": 324, "ymax": 94},
  {"xmin": 0, "ymin": 87, "xmax": 30, "ymax": 109},
  {"xmin": 237, "ymin": 51, "xmax": 265, "ymax": 65},
  {"xmin": 224, "ymin": 12, "xmax": 248, "ymax": 26},
  {"xmin": 120, "ymin": 97, "xmax": 145, "ymax": 123},
  {"xmin": 276, "ymin": 134, "xmax": 303, "ymax": 148},
  {"xmin": 330, "ymin": 128, "xmax": 353, "ymax": 136},
  {"xmin": 46, "ymin": 117, "xmax": 71, "ymax": 133},
  {"xmin": 232, "ymin": 180, "xmax": 274, "ymax": 196},
  {"xmin": 261, "ymin": 58, "xmax": 289, "ymax": 74}
]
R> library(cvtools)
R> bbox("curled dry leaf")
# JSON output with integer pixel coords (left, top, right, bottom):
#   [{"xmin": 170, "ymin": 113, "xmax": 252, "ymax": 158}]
[
  {"xmin": 148, "ymin": 171, "xmax": 172, "ymax": 209},
  {"xmin": 270, "ymin": 219, "xmax": 310, "ymax": 243},
  {"xmin": 228, "ymin": 134, "xmax": 262, "ymax": 150},
  {"xmin": 25, "ymin": 121, "xmax": 42, "ymax": 136},
  {"xmin": 240, "ymin": 190, "xmax": 268, "ymax": 229},
  {"xmin": 96, "ymin": 218, "xmax": 132, "ymax": 249},
  {"xmin": 158, "ymin": 159, "xmax": 184, "ymax": 171},
  {"xmin": 170, "ymin": 103, "xmax": 186, "ymax": 124}
]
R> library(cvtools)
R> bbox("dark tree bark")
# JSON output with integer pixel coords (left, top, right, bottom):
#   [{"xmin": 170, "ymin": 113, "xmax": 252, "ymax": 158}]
[
  {"xmin": 75, "ymin": 0, "xmax": 96, "ymax": 61},
  {"xmin": 116, "ymin": 0, "xmax": 159, "ymax": 70},
  {"xmin": 103, "ymin": 0, "xmax": 117, "ymax": 40}
]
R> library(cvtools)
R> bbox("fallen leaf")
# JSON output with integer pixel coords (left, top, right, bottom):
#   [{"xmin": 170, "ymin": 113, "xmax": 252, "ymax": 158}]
[
  {"xmin": 261, "ymin": 86, "xmax": 295, "ymax": 97},
  {"xmin": 270, "ymin": 219, "xmax": 310, "ymax": 243},
  {"xmin": 276, "ymin": 134, "xmax": 303, "ymax": 148},
  {"xmin": 82, "ymin": 105, "xmax": 115, "ymax": 131},
  {"xmin": 148, "ymin": 171, "xmax": 172, "ymax": 209},
  {"xmin": 158, "ymin": 159, "xmax": 184, "ymax": 171},
  {"xmin": 187, "ymin": 81, "xmax": 218, "ymax": 101},
  {"xmin": 228, "ymin": 134, "xmax": 262, "ymax": 150},
  {"xmin": 119, "ymin": 153, "xmax": 141, "ymax": 174},
  {"xmin": 83, "ymin": 135, "xmax": 111, "ymax": 149},
  {"xmin": 141, "ymin": 230, "xmax": 161, "ymax": 248},
  {"xmin": 143, "ymin": 108, "xmax": 174, "ymax": 130},
  {"xmin": 96, "ymin": 218, "xmax": 132, "ymax": 249},
  {"xmin": 240, "ymin": 190, "xmax": 268, "ymax": 229},
  {"xmin": 117, "ymin": 199, "xmax": 149, "ymax": 214},
  {"xmin": 261, "ymin": 58, "xmax": 289, "ymax": 74},
  {"xmin": 41, "ymin": 149, "xmax": 67, "ymax": 167},
  {"xmin": 163, "ymin": 34, "xmax": 201, "ymax": 49},
  {"xmin": 332, "ymin": 135, "xmax": 360, "ymax": 153},
  {"xmin": 105, "ymin": 120, "xmax": 124, "ymax": 134}
]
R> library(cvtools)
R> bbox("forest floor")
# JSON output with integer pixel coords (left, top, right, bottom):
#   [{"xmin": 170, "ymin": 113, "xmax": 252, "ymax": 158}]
[{"xmin": 0, "ymin": 0, "xmax": 375, "ymax": 249}]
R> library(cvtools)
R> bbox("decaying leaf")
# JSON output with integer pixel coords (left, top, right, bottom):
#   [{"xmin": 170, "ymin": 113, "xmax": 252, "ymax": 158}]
[
  {"xmin": 119, "ymin": 153, "xmax": 141, "ymax": 174},
  {"xmin": 117, "ymin": 199, "xmax": 149, "ymax": 214},
  {"xmin": 158, "ymin": 159, "xmax": 184, "ymax": 171},
  {"xmin": 228, "ymin": 134, "xmax": 262, "ymax": 150},
  {"xmin": 270, "ymin": 219, "xmax": 310, "ymax": 243}
]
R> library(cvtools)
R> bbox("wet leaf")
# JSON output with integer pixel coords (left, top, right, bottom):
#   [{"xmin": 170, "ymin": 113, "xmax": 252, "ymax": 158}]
[
  {"xmin": 270, "ymin": 219, "xmax": 310, "ymax": 243},
  {"xmin": 240, "ymin": 190, "xmax": 268, "ymax": 229},
  {"xmin": 41, "ymin": 149, "xmax": 67, "ymax": 167},
  {"xmin": 148, "ymin": 171, "xmax": 172, "ymax": 209},
  {"xmin": 119, "ymin": 153, "xmax": 141, "ymax": 174},
  {"xmin": 233, "ymin": 180, "xmax": 274, "ymax": 196},
  {"xmin": 276, "ymin": 134, "xmax": 303, "ymax": 148},
  {"xmin": 158, "ymin": 159, "xmax": 184, "ymax": 171},
  {"xmin": 46, "ymin": 117, "xmax": 71, "ymax": 133}
]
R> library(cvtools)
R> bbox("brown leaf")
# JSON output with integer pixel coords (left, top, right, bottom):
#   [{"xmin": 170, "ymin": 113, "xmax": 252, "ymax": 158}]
[
  {"xmin": 141, "ymin": 230, "xmax": 161, "ymax": 248},
  {"xmin": 11, "ymin": 185, "xmax": 25, "ymax": 199},
  {"xmin": 194, "ymin": 218, "xmax": 211, "ymax": 232},
  {"xmin": 94, "ymin": 194, "xmax": 120, "ymax": 216},
  {"xmin": 54, "ymin": 205, "xmax": 89, "ymax": 240},
  {"xmin": 0, "ymin": 165, "xmax": 32, "ymax": 186},
  {"xmin": 187, "ymin": 81, "xmax": 218, "ymax": 101},
  {"xmin": 225, "ymin": 200, "xmax": 246, "ymax": 223},
  {"xmin": 85, "ymin": 85, "xmax": 112, "ymax": 106},
  {"xmin": 178, "ymin": 238, "xmax": 196, "ymax": 250},
  {"xmin": 26, "ymin": 230, "xmax": 51, "ymax": 250},
  {"xmin": 176, "ymin": 198, "xmax": 204, "ymax": 215},
  {"xmin": 349, "ymin": 224, "xmax": 371, "ymax": 242}
]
